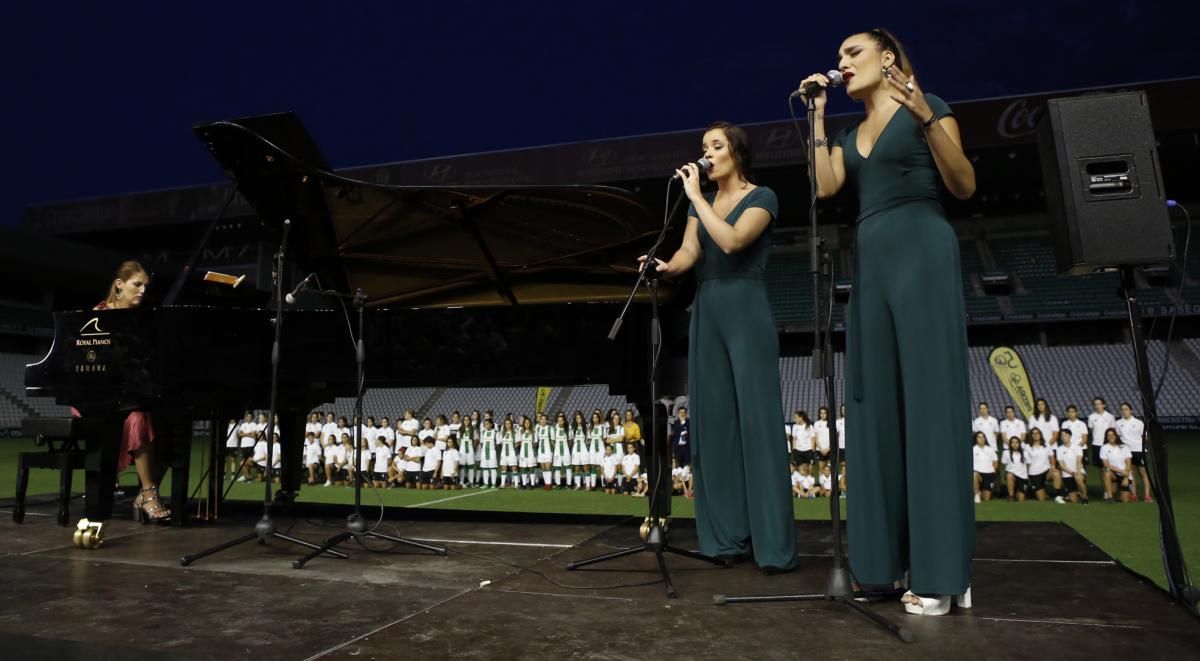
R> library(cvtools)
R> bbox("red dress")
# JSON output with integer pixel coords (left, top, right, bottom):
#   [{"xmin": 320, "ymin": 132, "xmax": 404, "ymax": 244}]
[{"xmin": 69, "ymin": 301, "xmax": 156, "ymax": 473}]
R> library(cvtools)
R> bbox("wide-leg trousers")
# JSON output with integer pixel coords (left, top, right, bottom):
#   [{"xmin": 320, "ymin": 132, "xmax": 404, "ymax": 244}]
[
  {"xmin": 689, "ymin": 277, "xmax": 797, "ymax": 569},
  {"xmin": 845, "ymin": 200, "xmax": 975, "ymax": 595}
]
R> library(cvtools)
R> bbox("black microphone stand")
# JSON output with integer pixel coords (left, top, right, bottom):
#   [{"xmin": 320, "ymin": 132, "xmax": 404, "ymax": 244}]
[
  {"xmin": 565, "ymin": 181, "xmax": 726, "ymax": 599},
  {"xmin": 712, "ymin": 94, "xmax": 912, "ymax": 644},
  {"xmin": 182, "ymin": 220, "xmax": 347, "ymax": 566},
  {"xmin": 293, "ymin": 287, "xmax": 446, "ymax": 568}
]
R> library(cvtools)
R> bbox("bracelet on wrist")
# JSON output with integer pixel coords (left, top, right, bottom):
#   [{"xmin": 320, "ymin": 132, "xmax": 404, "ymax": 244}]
[
  {"xmin": 812, "ymin": 137, "xmax": 830, "ymax": 148},
  {"xmin": 921, "ymin": 113, "xmax": 938, "ymax": 130}
]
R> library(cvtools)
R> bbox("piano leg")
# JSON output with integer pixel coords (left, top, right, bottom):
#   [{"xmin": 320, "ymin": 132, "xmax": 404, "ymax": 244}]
[
  {"xmin": 168, "ymin": 417, "xmax": 192, "ymax": 526},
  {"xmin": 277, "ymin": 410, "xmax": 306, "ymax": 503},
  {"xmin": 83, "ymin": 420, "xmax": 121, "ymax": 521}
]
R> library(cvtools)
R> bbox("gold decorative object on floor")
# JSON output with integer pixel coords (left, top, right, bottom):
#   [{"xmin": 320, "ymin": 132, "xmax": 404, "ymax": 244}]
[
  {"xmin": 640, "ymin": 517, "xmax": 669, "ymax": 542},
  {"xmin": 72, "ymin": 518, "xmax": 104, "ymax": 549}
]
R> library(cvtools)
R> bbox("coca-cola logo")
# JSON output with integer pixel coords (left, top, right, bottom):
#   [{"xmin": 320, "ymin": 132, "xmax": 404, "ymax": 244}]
[
  {"xmin": 426, "ymin": 163, "xmax": 456, "ymax": 183},
  {"xmin": 997, "ymin": 98, "xmax": 1045, "ymax": 139},
  {"xmin": 585, "ymin": 147, "xmax": 615, "ymax": 167},
  {"xmin": 763, "ymin": 127, "xmax": 798, "ymax": 150}
]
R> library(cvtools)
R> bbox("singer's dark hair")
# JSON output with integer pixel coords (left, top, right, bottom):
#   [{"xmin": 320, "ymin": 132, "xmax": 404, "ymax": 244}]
[
  {"xmin": 863, "ymin": 27, "xmax": 914, "ymax": 77},
  {"xmin": 705, "ymin": 121, "xmax": 755, "ymax": 184}
]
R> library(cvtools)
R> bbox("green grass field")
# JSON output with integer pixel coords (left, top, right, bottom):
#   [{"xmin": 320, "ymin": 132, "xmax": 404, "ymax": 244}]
[{"xmin": 4, "ymin": 435, "xmax": 1197, "ymax": 590}]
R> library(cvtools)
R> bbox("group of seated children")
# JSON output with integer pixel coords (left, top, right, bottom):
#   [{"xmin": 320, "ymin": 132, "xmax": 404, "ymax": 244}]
[
  {"xmin": 305, "ymin": 432, "xmax": 462, "ymax": 491},
  {"xmin": 791, "ymin": 462, "xmax": 844, "ymax": 499},
  {"xmin": 599, "ymin": 443, "xmax": 648, "ymax": 496},
  {"xmin": 972, "ymin": 425, "xmax": 1140, "ymax": 504}
]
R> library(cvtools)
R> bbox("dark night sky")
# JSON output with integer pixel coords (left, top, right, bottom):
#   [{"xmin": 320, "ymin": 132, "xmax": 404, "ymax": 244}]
[{"xmin": 2, "ymin": 1, "xmax": 1197, "ymax": 229}]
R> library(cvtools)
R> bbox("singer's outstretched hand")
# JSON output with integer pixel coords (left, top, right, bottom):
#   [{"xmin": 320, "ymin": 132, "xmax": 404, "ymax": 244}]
[
  {"xmin": 797, "ymin": 72, "xmax": 832, "ymax": 112},
  {"xmin": 883, "ymin": 66, "xmax": 933, "ymax": 124},
  {"xmin": 638, "ymin": 254, "xmax": 671, "ymax": 275},
  {"xmin": 675, "ymin": 162, "xmax": 703, "ymax": 200}
]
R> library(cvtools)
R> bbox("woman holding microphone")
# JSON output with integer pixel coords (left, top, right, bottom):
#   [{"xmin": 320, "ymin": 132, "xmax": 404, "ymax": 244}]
[
  {"xmin": 640, "ymin": 122, "xmax": 797, "ymax": 573},
  {"xmin": 798, "ymin": 28, "xmax": 976, "ymax": 614}
]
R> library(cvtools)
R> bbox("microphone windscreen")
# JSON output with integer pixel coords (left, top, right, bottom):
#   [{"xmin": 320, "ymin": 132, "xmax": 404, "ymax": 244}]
[
  {"xmin": 826, "ymin": 70, "xmax": 844, "ymax": 86},
  {"xmin": 697, "ymin": 157, "xmax": 712, "ymax": 172}
]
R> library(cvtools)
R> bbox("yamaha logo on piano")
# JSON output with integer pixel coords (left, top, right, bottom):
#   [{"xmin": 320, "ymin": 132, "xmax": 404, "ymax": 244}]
[{"xmin": 76, "ymin": 317, "xmax": 112, "ymax": 347}]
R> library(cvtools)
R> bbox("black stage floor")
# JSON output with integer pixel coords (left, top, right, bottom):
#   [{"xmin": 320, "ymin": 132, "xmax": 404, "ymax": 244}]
[{"xmin": 0, "ymin": 498, "xmax": 1196, "ymax": 660}]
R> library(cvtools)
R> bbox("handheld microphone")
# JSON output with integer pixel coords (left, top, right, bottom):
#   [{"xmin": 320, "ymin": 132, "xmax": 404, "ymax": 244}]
[
  {"xmin": 791, "ymin": 70, "xmax": 844, "ymax": 98},
  {"xmin": 285, "ymin": 273, "xmax": 316, "ymax": 305},
  {"xmin": 671, "ymin": 157, "xmax": 712, "ymax": 180}
]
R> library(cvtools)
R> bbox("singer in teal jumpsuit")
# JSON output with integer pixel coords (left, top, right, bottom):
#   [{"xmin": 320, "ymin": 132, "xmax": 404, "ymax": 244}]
[
  {"xmin": 687, "ymin": 187, "xmax": 798, "ymax": 571},
  {"xmin": 835, "ymin": 93, "xmax": 975, "ymax": 595}
]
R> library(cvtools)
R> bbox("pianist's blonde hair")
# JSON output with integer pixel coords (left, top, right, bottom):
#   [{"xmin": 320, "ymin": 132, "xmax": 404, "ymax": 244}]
[{"xmin": 106, "ymin": 260, "xmax": 150, "ymax": 308}]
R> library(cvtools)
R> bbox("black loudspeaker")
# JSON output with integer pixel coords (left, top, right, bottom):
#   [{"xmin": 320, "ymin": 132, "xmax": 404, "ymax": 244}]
[{"xmin": 1037, "ymin": 91, "xmax": 1173, "ymax": 276}]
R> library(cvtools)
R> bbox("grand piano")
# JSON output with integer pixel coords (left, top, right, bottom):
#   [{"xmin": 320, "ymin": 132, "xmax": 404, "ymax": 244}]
[{"xmin": 25, "ymin": 112, "xmax": 686, "ymax": 521}]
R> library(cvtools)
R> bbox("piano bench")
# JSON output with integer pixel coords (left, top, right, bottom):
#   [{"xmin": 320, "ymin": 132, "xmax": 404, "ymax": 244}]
[{"xmin": 14, "ymin": 426, "xmax": 87, "ymax": 527}]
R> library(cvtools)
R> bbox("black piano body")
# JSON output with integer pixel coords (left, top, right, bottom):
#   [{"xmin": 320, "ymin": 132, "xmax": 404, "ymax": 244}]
[{"xmin": 24, "ymin": 306, "xmax": 355, "ymax": 522}]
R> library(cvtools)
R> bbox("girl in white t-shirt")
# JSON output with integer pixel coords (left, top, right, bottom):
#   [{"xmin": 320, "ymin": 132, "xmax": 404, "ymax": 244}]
[
  {"xmin": 600, "ymin": 445, "xmax": 620, "ymax": 494},
  {"xmin": 818, "ymin": 464, "xmax": 834, "ymax": 498},
  {"xmin": 790, "ymin": 411, "xmax": 814, "ymax": 467},
  {"xmin": 1029, "ymin": 398, "xmax": 1060, "ymax": 446},
  {"xmin": 1025, "ymin": 428, "xmax": 1054, "ymax": 501},
  {"xmin": 1001, "ymin": 436, "xmax": 1028, "ymax": 502},
  {"xmin": 793, "ymin": 463, "xmax": 818, "ymax": 499},
  {"xmin": 369, "ymin": 439, "xmax": 391, "ymax": 488},
  {"xmin": 377, "ymin": 417, "xmax": 395, "ymax": 449},
  {"xmin": 620, "ymin": 442, "xmax": 641, "ymax": 495},
  {"xmin": 403, "ymin": 439, "xmax": 425, "ymax": 489},
  {"xmin": 434, "ymin": 415, "xmax": 451, "ymax": 451},
  {"xmin": 1053, "ymin": 426, "xmax": 1087, "ymax": 504},
  {"xmin": 1100, "ymin": 428, "xmax": 1134, "ymax": 503},
  {"xmin": 814, "ymin": 406, "xmax": 832, "ymax": 474},
  {"xmin": 972, "ymin": 432, "xmax": 998, "ymax": 503},
  {"xmin": 322, "ymin": 434, "xmax": 345, "ymax": 486},
  {"xmin": 304, "ymin": 432, "xmax": 323, "ymax": 485},
  {"xmin": 441, "ymin": 438, "xmax": 461, "ymax": 489}
]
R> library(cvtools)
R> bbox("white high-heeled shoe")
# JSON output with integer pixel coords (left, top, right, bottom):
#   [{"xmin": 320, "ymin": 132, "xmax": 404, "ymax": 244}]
[{"xmin": 902, "ymin": 586, "xmax": 972, "ymax": 616}]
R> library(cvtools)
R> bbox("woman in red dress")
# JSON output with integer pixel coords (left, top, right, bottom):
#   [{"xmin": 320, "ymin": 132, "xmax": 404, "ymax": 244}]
[{"xmin": 93, "ymin": 261, "xmax": 170, "ymax": 522}]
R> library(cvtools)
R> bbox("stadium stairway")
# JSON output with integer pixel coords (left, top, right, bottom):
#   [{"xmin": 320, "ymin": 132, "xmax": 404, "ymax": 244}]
[
  {"xmin": 546, "ymin": 386, "xmax": 573, "ymax": 415},
  {"xmin": 0, "ymin": 385, "xmax": 36, "ymax": 420},
  {"xmin": 416, "ymin": 387, "xmax": 448, "ymax": 419},
  {"xmin": 1169, "ymin": 341, "xmax": 1200, "ymax": 387}
]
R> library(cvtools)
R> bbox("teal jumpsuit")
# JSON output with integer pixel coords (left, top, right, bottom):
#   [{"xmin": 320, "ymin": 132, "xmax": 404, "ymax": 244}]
[
  {"xmin": 835, "ymin": 95, "xmax": 974, "ymax": 595},
  {"xmin": 687, "ymin": 187, "xmax": 797, "ymax": 570}
]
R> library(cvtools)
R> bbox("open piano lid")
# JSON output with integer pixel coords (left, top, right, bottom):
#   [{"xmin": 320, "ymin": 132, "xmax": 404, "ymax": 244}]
[{"xmin": 194, "ymin": 112, "xmax": 665, "ymax": 308}]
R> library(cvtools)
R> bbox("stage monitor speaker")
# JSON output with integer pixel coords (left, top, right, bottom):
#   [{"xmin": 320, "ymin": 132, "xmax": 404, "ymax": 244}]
[{"xmin": 1036, "ymin": 91, "xmax": 1173, "ymax": 276}]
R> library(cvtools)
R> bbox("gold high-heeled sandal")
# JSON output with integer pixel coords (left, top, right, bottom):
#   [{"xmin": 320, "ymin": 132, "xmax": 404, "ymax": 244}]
[{"xmin": 137, "ymin": 486, "xmax": 171, "ymax": 524}]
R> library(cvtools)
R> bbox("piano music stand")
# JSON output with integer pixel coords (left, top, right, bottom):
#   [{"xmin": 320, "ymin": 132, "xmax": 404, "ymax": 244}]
[
  {"xmin": 292, "ymin": 287, "xmax": 446, "ymax": 569},
  {"xmin": 564, "ymin": 187, "xmax": 726, "ymax": 598},
  {"xmin": 181, "ymin": 220, "xmax": 347, "ymax": 566}
]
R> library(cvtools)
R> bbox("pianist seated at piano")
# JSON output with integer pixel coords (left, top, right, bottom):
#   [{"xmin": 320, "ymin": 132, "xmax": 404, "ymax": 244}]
[{"xmin": 93, "ymin": 260, "xmax": 172, "ymax": 523}]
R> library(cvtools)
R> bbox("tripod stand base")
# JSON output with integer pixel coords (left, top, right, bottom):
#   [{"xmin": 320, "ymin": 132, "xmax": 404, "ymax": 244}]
[
  {"xmin": 292, "ymin": 528, "xmax": 447, "ymax": 569},
  {"xmin": 713, "ymin": 572, "xmax": 913, "ymax": 643},
  {"xmin": 565, "ymin": 525, "xmax": 727, "ymax": 598},
  {"xmin": 180, "ymin": 515, "xmax": 348, "ymax": 566}
]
